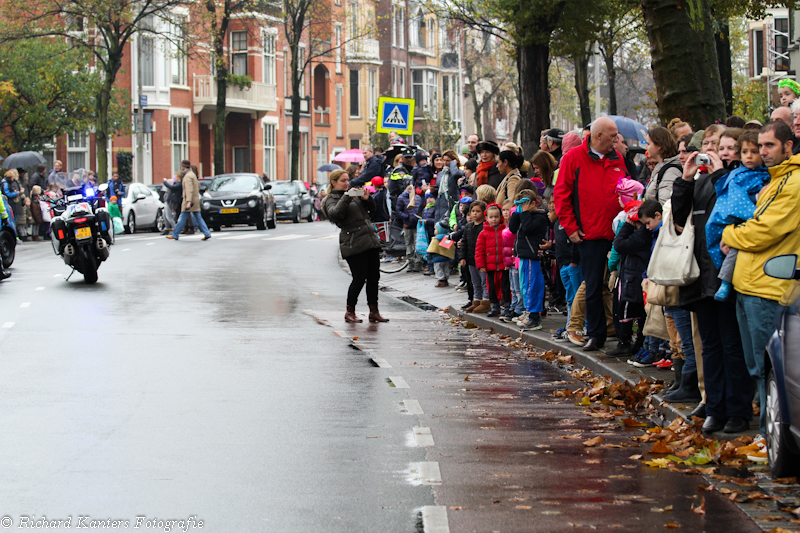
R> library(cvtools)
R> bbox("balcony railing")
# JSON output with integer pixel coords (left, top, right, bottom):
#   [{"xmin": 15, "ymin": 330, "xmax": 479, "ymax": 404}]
[
  {"xmin": 345, "ymin": 38, "xmax": 381, "ymax": 62},
  {"xmin": 314, "ymin": 106, "xmax": 331, "ymax": 126},
  {"xmin": 193, "ymin": 75, "xmax": 277, "ymax": 114}
]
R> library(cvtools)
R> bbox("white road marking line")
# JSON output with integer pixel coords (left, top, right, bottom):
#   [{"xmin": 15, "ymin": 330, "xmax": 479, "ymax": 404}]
[
  {"xmin": 121, "ymin": 249, "xmax": 130, "ymax": 252},
  {"xmin": 53, "ymin": 274, "xmax": 61, "ymax": 278},
  {"xmin": 262, "ymin": 234, "xmax": 310, "ymax": 241},
  {"xmin": 20, "ymin": 303, "xmax": 30, "ymax": 308},
  {"xmin": 389, "ymin": 376, "xmax": 409, "ymax": 388},
  {"xmin": 421, "ymin": 506, "xmax": 449, "ymax": 533},
  {"xmin": 307, "ymin": 235, "xmax": 338, "ymax": 241},
  {"xmin": 146, "ymin": 243, "xmax": 154, "ymax": 246},
  {"xmin": 2, "ymin": 322, "xmax": 15, "ymax": 328},
  {"xmin": 219, "ymin": 234, "xmax": 262, "ymax": 240},
  {"xmin": 35, "ymin": 287, "xmax": 45, "ymax": 291},
  {"xmin": 401, "ymin": 400, "xmax": 424, "ymax": 415},
  {"xmin": 413, "ymin": 427, "xmax": 435, "ymax": 447},
  {"xmin": 417, "ymin": 462, "xmax": 442, "ymax": 485},
  {"xmin": 372, "ymin": 358, "xmax": 392, "ymax": 368}
]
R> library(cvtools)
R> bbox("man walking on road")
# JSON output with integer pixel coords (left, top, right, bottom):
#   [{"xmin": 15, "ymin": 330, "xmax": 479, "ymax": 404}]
[
  {"xmin": 167, "ymin": 160, "xmax": 211, "ymax": 241},
  {"xmin": 554, "ymin": 116, "xmax": 626, "ymax": 351}
]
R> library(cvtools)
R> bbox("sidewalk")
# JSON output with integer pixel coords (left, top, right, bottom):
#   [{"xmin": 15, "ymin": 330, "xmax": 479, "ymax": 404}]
[{"xmin": 378, "ymin": 268, "xmax": 750, "ymax": 434}]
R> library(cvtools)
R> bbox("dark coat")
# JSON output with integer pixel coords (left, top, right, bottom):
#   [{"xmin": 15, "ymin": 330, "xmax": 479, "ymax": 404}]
[
  {"xmin": 395, "ymin": 191, "xmax": 422, "ymax": 228},
  {"xmin": 459, "ymin": 221, "xmax": 484, "ymax": 266},
  {"xmin": 349, "ymin": 154, "xmax": 385, "ymax": 188},
  {"xmin": 163, "ymin": 180, "xmax": 183, "ymax": 205},
  {"xmin": 671, "ymin": 168, "xmax": 727, "ymax": 307},
  {"xmin": 486, "ymin": 163, "xmax": 504, "ymax": 189},
  {"xmin": 553, "ymin": 220, "xmax": 579, "ymax": 266},
  {"xmin": 30, "ymin": 195, "xmax": 43, "ymax": 224},
  {"xmin": 322, "ymin": 190, "xmax": 381, "ymax": 258},
  {"xmin": 613, "ymin": 222, "xmax": 652, "ymax": 304},
  {"xmin": 508, "ymin": 209, "xmax": 548, "ymax": 260},
  {"xmin": 371, "ymin": 188, "xmax": 390, "ymax": 223}
]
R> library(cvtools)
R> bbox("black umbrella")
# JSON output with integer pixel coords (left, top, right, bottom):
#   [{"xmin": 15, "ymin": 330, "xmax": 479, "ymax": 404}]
[
  {"xmin": 381, "ymin": 144, "xmax": 419, "ymax": 171},
  {"xmin": 1, "ymin": 151, "xmax": 46, "ymax": 169},
  {"xmin": 317, "ymin": 163, "xmax": 342, "ymax": 172}
]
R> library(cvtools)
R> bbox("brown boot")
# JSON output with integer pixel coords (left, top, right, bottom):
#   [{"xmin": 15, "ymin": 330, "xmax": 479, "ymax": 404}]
[
  {"xmin": 472, "ymin": 300, "xmax": 491, "ymax": 313},
  {"xmin": 32, "ymin": 235, "xmax": 41, "ymax": 241},
  {"xmin": 368, "ymin": 304, "xmax": 389, "ymax": 323},
  {"xmin": 345, "ymin": 305, "xmax": 363, "ymax": 323},
  {"xmin": 465, "ymin": 300, "xmax": 480, "ymax": 313}
]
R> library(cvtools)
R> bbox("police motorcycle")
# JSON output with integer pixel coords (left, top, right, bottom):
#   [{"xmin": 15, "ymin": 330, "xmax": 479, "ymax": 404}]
[{"xmin": 47, "ymin": 169, "xmax": 114, "ymax": 284}]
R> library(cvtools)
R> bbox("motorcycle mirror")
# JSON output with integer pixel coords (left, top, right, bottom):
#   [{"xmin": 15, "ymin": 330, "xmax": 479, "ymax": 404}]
[{"xmin": 98, "ymin": 183, "xmax": 109, "ymax": 192}]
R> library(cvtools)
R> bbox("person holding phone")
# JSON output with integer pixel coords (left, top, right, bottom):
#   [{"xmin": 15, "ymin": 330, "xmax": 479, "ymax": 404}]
[{"xmin": 322, "ymin": 169, "xmax": 388, "ymax": 324}]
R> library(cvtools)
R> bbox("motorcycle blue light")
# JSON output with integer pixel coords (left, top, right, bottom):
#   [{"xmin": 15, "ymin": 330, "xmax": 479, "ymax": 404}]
[{"xmin": 85, "ymin": 187, "xmax": 95, "ymax": 198}]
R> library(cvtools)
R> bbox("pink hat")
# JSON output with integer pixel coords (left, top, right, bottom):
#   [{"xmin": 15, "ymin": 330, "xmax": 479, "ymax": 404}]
[
  {"xmin": 561, "ymin": 132, "xmax": 582, "ymax": 155},
  {"xmin": 615, "ymin": 177, "xmax": 644, "ymax": 205}
]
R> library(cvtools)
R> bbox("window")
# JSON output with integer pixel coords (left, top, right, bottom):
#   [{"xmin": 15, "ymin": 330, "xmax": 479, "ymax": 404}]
[
  {"xmin": 231, "ymin": 31, "xmax": 248, "ymax": 76},
  {"xmin": 392, "ymin": 6, "xmax": 397, "ymax": 47},
  {"xmin": 334, "ymin": 25, "xmax": 342, "ymax": 74},
  {"xmin": 264, "ymin": 123, "xmax": 276, "ymax": 181},
  {"xmin": 425, "ymin": 70, "xmax": 438, "ymax": 116},
  {"xmin": 171, "ymin": 116, "xmax": 188, "ymax": 175},
  {"xmin": 368, "ymin": 70, "xmax": 377, "ymax": 118},
  {"xmin": 349, "ymin": 1, "xmax": 358, "ymax": 39},
  {"xmin": 412, "ymin": 70, "xmax": 423, "ymax": 116},
  {"xmin": 775, "ymin": 18, "xmax": 789, "ymax": 71},
  {"xmin": 140, "ymin": 35, "xmax": 155, "ymax": 87},
  {"xmin": 427, "ymin": 18, "xmax": 435, "ymax": 51},
  {"xmin": 755, "ymin": 29, "xmax": 764, "ymax": 76},
  {"xmin": 298, "ymin": 44, "xmax": 306, "ymax": 96},
  {"xmin": 350, "ymin": 139, "xmax": 360, "ymax": 149},
  {"xmin": 263, "ymin": 32, "xmax": 276, "ymax": 84},
  {"xmin": 349, "ymin": 69, "xmax": 360, "ymax": 117},
  {"xmin": 67, "ymin": 132, "xmax": 89, "ymax": 172},
  {"xmin": 399, "ymin": 67, "xmax": 405, "ymax": 98},
  {"xmin": 398, "ymin": 7, "xmax": 404, "ymax": 48},
  {"xmin": 392, "ymin": 66, "xmax": 397, "ymax": 97},
  {"xmin": 170, "ymin": 18, "xmax": 187, "ymax": 85},
  {"xmin": 416, "ymin": 9, "xmax": 425, "ymax": 48},
  {"xmin": 336, "ymin": 85, "xmax": 343, "ymax": 137}
]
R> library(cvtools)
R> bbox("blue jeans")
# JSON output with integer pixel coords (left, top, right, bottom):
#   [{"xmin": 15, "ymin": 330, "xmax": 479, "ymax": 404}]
[
  {"xmin": 665, "ymin": 306, "xmax": 696, "ymax": 373},
  {"xmin": 559, "ymin": 263, "xmax": 584, "ymax": 321},
  {"xmin": 736, "ymin": 293, "xmax": 781, "ymax": 433},
  {"xmin": 172, "ymin": 211, "xmax": 211, "ymax": 239},
  {"xmin": 519, "ymin": 258, "xmax": 545, "ymax": 313},
  {"xmin": 510, "ymin": 267, "xmax": 524, "ymax": 314}
]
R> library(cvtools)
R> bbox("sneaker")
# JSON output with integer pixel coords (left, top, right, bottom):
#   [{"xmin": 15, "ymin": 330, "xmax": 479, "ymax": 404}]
[
  {"xmin": 655, "ymin": 359, "xmax": 673, "ymax": 369},
  {"xmin": 550, "ymin": 327, "xmax": 566, "ymax": 340},
  {"xmin": 500, "ymin": 311, "xmax": 520, "ymax": 323},
  {"xmin": 514, "ymin": 312, "xmax": 529, "ymax": 326},
  {"xmin": 487, "ymin": 305, "xmax": 502, "ymax": 317},
  {"xmin": 714, "ymin": 280, "xmax": 732, "ymax": 302},
  {"xmin": 520, "ymin": 317, "xmax": 543, "ymax": 331},
  {"xmin": 423, "ymin": 269, "xmax": 435, "ymax": 276},
  {"xmin": 455, "ymin": 285, "xmax": 468, "ymax": 293},
  {"xmin": 460, "ymin": 301, "xmax": 473, "ymax": 310},
  {"xmin": 605, "ymin": 342, "xmax": 632, "ymax": 357},
  {"xmin": 631, "ymin": 350, "xmax": 659, "ymax": 368},
  {"xmin": 627, "ymin": 348, "xmax": 649, "ymax": 366}
]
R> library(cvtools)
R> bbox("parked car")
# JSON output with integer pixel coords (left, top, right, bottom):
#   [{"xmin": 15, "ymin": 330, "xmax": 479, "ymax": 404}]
[
  {"xmin": 121, "ymin": 182, "xmax": 166, "ymax": 234},
  {"xmin": 146, "ymin": 183, "xmax": 167, "ymax": 203},
  {"xmin": 763, "ymin": 253, "xmax": 800, "ymax": 476},
  {"xmin": 271, "ymin": 180, "xmax": 314, "ymax": 223},
  {"xmin": 201, "ymin": 173, "xmax": 276, "ymax": 231},
  {"xmin": 198, "ymin": 177, "xmax": 214, "ymax": 195}
]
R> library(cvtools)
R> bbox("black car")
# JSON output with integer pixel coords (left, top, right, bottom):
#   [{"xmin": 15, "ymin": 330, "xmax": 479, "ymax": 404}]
[
  {"xmin": 271, "ymin": 180, "xmax": 314, "ymax": 223},
  {"xmin": 201, "ymin": 173, "xmax": 276, "ymax": 231}
]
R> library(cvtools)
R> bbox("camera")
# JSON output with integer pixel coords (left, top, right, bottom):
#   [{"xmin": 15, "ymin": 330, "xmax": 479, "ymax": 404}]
[{"xmin": 695, "ymin": 153, "xmax": 711, "ymax": 166}]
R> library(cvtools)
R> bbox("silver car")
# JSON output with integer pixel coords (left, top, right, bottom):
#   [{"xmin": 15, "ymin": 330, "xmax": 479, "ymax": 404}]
[{"xmin": 121, "ymin": 182, "xmax": 166, "ymax": 234}]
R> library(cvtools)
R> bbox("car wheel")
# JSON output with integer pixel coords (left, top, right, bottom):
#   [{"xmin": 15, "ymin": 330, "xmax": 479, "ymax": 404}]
[
  {"xmin": 212, "ymin": 225, "xmax": 221, "ymax": 232},
  {"xmin": 126, "ymin": 212, "xmax": 136, "ymax": 234},
  {"xmin": 154, "ymin": 209, "xmax": 165, "ymax": 233},
  {"xmin": 267, "ymin": 207, "xmax": 277, "ymax": 229},
  {"xmin": 766, "ymin": 369, "xmax": 800, "ymax": 477},
  {"xmin": 306, "ymin": 206, "xmax": 314, "ymax": 223},
  {"xmin": 293, "ymin": 208, "xmax": 301, "ymax": 224},
  {"xmin": 256, "ymin": 207, "xmax": 267, "ymax": 230}
]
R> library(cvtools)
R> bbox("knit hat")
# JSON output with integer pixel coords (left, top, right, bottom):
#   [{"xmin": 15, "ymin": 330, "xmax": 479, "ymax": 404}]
[
  {"xmin": 624, "ymin": 200, "xmax": 643, "ymax": 222},
  {"xmin": 616, "ymin": 177, "xmax": 644, "ymax": 206},
  {"xmin": 371, "ymin": 177, "xmax": 384, "ymax": 187},
  {"xmin": 689, "ymin": 130, "xmax": 705, "ymax": 150},
  {"xmin": 561, "ymin": 132, "xmax": 582, "ymax": 155},
  {"xmin": 415, "ymin": 151, "xmax": 429, "ymax": 163},
  {"xmin": 476, "ymin": 140, "xmax": 500, "ymax": 155},
  {"xmin": 779, "ymin": 79, "xmax": 800, "ymax": 96}
]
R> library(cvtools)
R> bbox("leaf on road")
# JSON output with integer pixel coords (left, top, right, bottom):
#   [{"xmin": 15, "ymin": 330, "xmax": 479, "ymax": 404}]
[
  {"xmin": 583, "ymin": 436, "xmax": 604, "ymax": 447},
  {"xmin": 650, "ymin": 441, "xmax": 672, "ymax": 454},
  {"xmin": 515, "ymin": 505, "xmax": 532, "ymax": 510},
  {"xmin": 577, "ymin": 397, "xmax": 591, "ymax": 406},
  {"xmin": 629, "ymin": 454, "xmax": 643, "ymax": 460},
  {"xmin": 651, "ymin": 505, "xmax": 673, "ymax": 513},
  {"xmin": 622, "ymin": 418, "xmax": 647, "ymax": 427},
  {"xmin": 643, "ymin": 458, "xmax": 672, "ymax": 468},
  {"xmin": 665, "ymin": 523, "xmax": 682, "ymax": 529},
  {"xmin": 450, "ymin": 506, "xmax": 468, "ymax": 510},
  {"xmin": 691, "ymin": 498, "xmax": 705, "ymax": 514}
]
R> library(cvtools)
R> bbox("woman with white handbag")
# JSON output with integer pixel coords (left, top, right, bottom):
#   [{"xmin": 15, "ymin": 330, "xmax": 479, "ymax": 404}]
[{"xmin": 669, "ymin": 131, "xmax": 752, "ymax": 436}]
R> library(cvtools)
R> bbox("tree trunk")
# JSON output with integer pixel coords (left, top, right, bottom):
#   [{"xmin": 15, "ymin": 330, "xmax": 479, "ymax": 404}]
[
  {"xmin": 715, "ymin": 21, "xmax": 733, "ymax": 116},
  {"xmin": 95, "ymin": 57, "xmax": 121, "ymax": 183},
  {"xmin": 573, "ymin": 51, "xmax": 592, "ymax": 127},
  {"xmin": 290, "ymin": 90, "xmax": 301, "ymax": 181},
  {"xmin": 517, "ymin": 42, "xmax": 551, "ymax": 156},
  {"xmin": 214, "ymin": 72, "xmax": 227, "ymax": 175},
  {"xmin": 641, "ymin": 0, "xmax": 726, "ymax": 128},
  {"xmin": 604, "ymin": 52, "xmax": 617, "ymax": 116}
]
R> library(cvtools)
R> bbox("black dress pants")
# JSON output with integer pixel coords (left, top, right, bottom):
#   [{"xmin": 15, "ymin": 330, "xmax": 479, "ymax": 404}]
[{"xmin": 345, "ymin": 248, "xmax": 381, "ymax": 307}]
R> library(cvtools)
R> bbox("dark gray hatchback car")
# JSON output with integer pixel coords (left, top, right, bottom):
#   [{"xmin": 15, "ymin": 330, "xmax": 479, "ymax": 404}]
[{"xmin": 200, "ymin": 173, "xmax": 276, "ymax": 231}]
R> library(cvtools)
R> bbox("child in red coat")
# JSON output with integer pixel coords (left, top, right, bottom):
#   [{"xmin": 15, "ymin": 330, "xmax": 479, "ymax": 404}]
[{"xmin": 476, "ymin": 203, "xmax": 512, "ymax": 317}]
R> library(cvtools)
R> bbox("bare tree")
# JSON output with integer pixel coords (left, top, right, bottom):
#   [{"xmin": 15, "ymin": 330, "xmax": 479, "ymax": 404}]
[{"xmin": 461, "ymin": 30, "xmax": 511, "ymax": 140}]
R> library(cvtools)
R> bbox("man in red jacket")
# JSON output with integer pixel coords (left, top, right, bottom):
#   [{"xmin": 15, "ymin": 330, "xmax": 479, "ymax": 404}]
[{"xmin": 554, "ymin": 117, "xmax": 627, "ymax": 351}]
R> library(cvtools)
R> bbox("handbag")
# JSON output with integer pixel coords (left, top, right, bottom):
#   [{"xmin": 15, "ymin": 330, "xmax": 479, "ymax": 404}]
[
  {"xmin": 428, "ymin": 237, "xmax": 456, "ymax": 259},
  {"xmin": 643, "ymin": 303, "xmax": 670, "ymax": 341},
  {"xmin": 415, "ymin": 219, "xmax": 429, "ymax": 260},
  {"xmin": 39, "ymin": 200, "xmax": 52, "ymax": 222},
  {"xmin": 643, "ymin": 278, "xmax": 679, "ymax": 306},
  {"xmin": 647, "ymin": 200, "xmax": 700, "ymax": 286}
]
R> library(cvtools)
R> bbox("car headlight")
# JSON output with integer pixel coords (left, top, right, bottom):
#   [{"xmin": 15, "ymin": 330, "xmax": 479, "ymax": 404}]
[
  {"xmin": 248, "ymin": 199, "xmax": 257, "ymax": 208},
  {"xmin": 202, "ymin": 202, "xmax": 211, "ymax": 211},
  {"xmin": 203, "ymin": 191, "xmax": 211, "ymax": 199},
  {"xmin": 284, "ymin": 199, "xmax": 294, "ymax": 208}
]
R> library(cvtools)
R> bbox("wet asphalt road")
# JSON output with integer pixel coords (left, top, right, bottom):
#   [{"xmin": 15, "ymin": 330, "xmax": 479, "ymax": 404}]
[{"xmin": 0, "ymin": 222, "xmax": 763, "ymax": 532}]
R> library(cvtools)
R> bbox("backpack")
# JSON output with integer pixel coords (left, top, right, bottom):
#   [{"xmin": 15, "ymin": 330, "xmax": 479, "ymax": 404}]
[{"xmin": 653, "ymin": 161, "xmax": 682, "ymax": 194}]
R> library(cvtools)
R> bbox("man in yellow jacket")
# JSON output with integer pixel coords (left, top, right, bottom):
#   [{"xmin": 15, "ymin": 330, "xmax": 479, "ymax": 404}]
[{"xmin": 722, "ymin": 121, "xmax": 800, "ymax": 434}]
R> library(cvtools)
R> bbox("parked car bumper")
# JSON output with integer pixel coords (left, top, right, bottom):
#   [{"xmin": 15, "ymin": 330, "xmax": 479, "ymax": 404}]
[{"xmin": 202, "ymin": 205, "xmax": 263, "ymax": 226}]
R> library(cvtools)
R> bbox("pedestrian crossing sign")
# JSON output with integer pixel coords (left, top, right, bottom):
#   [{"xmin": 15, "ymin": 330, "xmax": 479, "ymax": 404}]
[{"xmin": 377, "ymin": 97, "xmax": 414, "ymax": 135}]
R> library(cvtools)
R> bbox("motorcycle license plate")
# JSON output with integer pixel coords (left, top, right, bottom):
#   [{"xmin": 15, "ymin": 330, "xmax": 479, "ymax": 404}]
[
  {"xmin": 220, "ymin": 208, "xmax": 239, "ymax": 214},
  {"xmin": 74, "ymin": 227, "xmax": 92, "ymax": 240}
]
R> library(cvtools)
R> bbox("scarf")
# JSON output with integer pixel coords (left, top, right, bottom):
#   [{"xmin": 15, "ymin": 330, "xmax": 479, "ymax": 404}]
[{"xmin": 476, "ymin": 160, "xmax": 495, "ymax": 187}]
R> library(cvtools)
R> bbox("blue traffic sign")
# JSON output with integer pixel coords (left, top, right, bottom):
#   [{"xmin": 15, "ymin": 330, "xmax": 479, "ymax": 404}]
[{"xmin": 377, "ymin": 97, "xmax": 414, "ymax": 135}]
